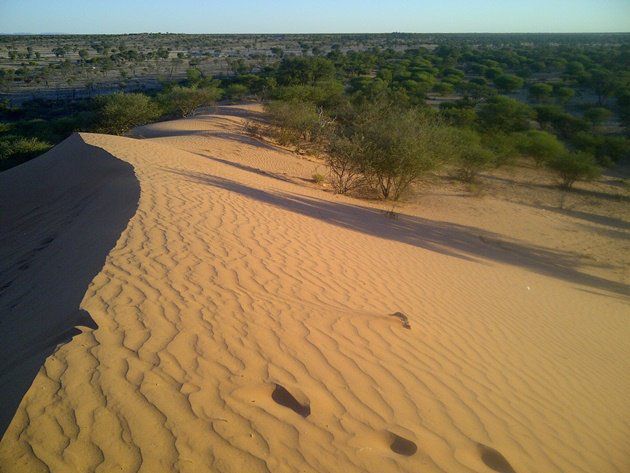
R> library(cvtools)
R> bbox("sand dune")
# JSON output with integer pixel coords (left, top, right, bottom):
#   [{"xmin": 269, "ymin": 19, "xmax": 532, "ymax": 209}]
[
  {"xmin": 0, "ymin": 135, "xmax": 140, "ymax": 434},
  {"xmin": 1, "ymin": 106, "xmax": 629, "ymax": 472}
]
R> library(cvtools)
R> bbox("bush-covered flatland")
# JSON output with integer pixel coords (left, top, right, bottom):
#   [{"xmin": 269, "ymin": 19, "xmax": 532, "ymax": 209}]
[{"xmin": 0, "ymin": 33, "xmax": 627, "ymax": 192}]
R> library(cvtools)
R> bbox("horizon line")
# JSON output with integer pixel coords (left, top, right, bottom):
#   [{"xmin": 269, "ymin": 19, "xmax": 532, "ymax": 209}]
[{"xmin": 2, "ymin": 31, "xmax": 630, "ymax": 36}]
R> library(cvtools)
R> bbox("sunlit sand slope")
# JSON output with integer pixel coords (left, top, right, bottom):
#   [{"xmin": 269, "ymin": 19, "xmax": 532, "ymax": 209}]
[{"xmin": 1, "ymin": 110, "xmax": 628, "ymax": 473}]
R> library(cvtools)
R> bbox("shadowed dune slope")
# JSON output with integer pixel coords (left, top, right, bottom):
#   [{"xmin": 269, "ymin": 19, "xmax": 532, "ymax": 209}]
[
  {"xmin": 0, "ymin": 134, "xmax": 140, "ymax": 435},
  {"xmin": 0, "ymin": 113, "xmax": 629, "ymax": 473}
]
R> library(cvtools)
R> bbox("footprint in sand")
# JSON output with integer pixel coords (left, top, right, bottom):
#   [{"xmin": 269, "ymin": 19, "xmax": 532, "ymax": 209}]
[
  {"xmin": 477, "ymin": 443, "xmax": 517, "ymax": 473},
  {"xmin": 390, "ymin": 311, "xmax": 411, "ymax": 329},
  {"xmin": 271, "ymin": 384, "xmax": 311, "ymax": 418},
  {"xmin": 351, "ymin": 429, "xmax": 418, "ymax": 457},
  {"xmin": 387, "ymin": 431, "xmax": 418, "ymax": 456},
  {"xmin": 233, "ymin": 382, "xmax": 311, "ymax": 418}
]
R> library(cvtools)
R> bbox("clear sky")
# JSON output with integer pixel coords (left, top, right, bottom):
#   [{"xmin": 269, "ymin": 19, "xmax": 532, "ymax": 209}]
[{"xmin": 0, "ymin": 0, "xmax": 629, "ymax": 34}]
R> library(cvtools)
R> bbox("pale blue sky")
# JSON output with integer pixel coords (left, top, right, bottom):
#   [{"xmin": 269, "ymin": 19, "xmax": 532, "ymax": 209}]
[{"xmin": 1, "ymin": 0, "xmax": 628, "ymax": 34}]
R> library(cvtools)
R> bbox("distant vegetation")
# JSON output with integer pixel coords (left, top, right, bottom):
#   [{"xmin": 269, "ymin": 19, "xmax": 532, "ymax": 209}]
[{"xmin": 1, "ymin": 33, "xmax": 628, "ymax": 191}]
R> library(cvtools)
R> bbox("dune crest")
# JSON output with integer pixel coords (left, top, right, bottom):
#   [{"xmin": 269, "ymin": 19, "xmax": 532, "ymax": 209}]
[
  {"xmin": 1, "ymin": 108, "xmax": 628, "ymax": 472},
  {"xmin": 0, "ymin": 134, "xmax": 140, "ymax": 437}
]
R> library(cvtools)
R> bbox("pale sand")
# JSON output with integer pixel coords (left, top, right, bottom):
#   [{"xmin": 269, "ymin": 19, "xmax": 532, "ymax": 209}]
[{"xmin": 1, "ymin": 106, "xmax": 629, "ymax": 472}]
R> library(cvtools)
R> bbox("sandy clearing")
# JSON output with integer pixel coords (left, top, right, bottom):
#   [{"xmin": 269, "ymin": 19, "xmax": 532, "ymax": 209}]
[{"xmin": 1, "ymin": 106, "xmax": 629, "ymax": 473}]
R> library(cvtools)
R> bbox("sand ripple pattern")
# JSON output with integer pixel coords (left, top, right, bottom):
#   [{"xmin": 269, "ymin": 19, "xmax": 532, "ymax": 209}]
[{"xmin": 1, "ymin": 123, "xmax": 628, "ymax": 472}]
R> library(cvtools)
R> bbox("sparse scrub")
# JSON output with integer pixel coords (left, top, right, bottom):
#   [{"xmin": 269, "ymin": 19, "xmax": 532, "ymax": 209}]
[
  {"xmin": 243, "ymin": 120, "xmax": 264, "ymax": 139},
  {"xmin": 311, "ymin": 173, "xmax": 326, "ymax": 184}
]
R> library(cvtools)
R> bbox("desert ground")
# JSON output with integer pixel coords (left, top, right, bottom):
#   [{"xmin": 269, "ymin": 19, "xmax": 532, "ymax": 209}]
[{"xmin": 0, "ymin": 104, "xmax": 628, "ymax": 473}]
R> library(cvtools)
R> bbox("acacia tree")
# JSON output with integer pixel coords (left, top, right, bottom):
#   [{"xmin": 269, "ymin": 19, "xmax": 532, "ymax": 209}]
[
  {"xmin": 361, "ymin": 108, "xmax": 448, "ymax": 200},
  {"xmin": 546, "ymin": 152, "xmax": 600, "ymax": 190},
  {"xmin": 493, "ymin": 74, "xmax": 524, "ymax": 93},
  {"xmin": 529, "ymin": 82, "xmax": 553, "ymax": 102},
  {"xmin": 516, "ymin": 130, "xmax": 567, "ymax": 166},
  {"xmin": 553, "ymin": 85, "xmax": 575, "ymax": 104},
  {"xmin": 325, "ymin": 130, "xmax": 365, "ymax": 194},
  {"xmin": 478, "ymin": 95, "xmax": 534, "ymax": 132},
  {"xmin": 584, "ymin": 107, "xmax": 613, "ymax": 127}
]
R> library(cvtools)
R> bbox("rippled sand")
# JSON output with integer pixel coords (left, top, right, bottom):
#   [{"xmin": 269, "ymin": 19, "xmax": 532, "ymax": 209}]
[{"xmin": 1, "ymin": 106, "xmax": 628, "ymax": 472}]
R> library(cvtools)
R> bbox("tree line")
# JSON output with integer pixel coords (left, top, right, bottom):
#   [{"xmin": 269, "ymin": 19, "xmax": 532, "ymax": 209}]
[{"xmin": 2, "ymin": 41, "xmax": 628, "ymax": 191}]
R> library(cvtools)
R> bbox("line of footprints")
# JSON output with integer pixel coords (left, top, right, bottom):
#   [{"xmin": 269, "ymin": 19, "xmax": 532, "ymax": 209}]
[
  {"xmin": 271, "ymin": 383, "xmax": 516, "ymax": 472},
  {"xmin": 267, "ymin": 310, "xmax": 516, "ymax": 472},
  {"xmin": 271, "ymin": 384, "xmax": 516, "ymax": 473}
]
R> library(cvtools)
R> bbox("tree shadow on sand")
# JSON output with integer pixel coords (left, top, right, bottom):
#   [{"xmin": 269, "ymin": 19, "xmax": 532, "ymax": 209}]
[
  {"xmin": 199, "ymin": 105, "xmax": 265, "ymax": 120},
  {"xmin": 532, "ymin": 204, "xmax": 630, "ymax": 232},
  {"xmin": 136, "ymin": 126, "xmax": 280, "ymax": 152},
  {"xmin": 0, "ymin": 135, "xmax": 140, "ymax": 436},
  {"xmin": 168, "ymin": 169, "xmax": 629, "ymax": 298},
  {"xmin": 484, "ymin": 174, "xmax": 630, "ymax": 204}
]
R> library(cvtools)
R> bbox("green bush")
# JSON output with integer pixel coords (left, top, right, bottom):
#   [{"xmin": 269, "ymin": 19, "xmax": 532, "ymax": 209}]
[
  {"xmin": 433, "ymin": 82, "xmax": 454, "ymax": 95},
  {"xmin": 276, "ymin": 57, "xmax": 336, "ymax": 86},
  {"xmin": 598, "ymin": 136, "xmax": 630, "ymax": 164},
  {"xmin": 571, "ymin": 132, "xmax": 629, "ymax": 166},
  {"xmin": 583, "ymin": 107, "xmax": 613, "ymax": 126},
  {"xmin": 311, "ymin": 173, "xmax": 326, "ymax": 184},
  {"xmin": 546, "ymin": 152, "xmax": 601, "ymax": 190},
  {"xmin": 265, "ymin": 100, "xmax": 325, "ymax": 146},
  {"xmin": 449, "ymin": 128, "xmax": 496, "ymax": 182},
  {"xmin": 535, "ymin": 104, "xmax": 589, "ymax": 137},
  {"xmin": 493, "ymin": 74, "xmax": 524, "ymax": 93},
  {"xmin": 224, "ymin": 83, "xmax": 249, "ymax": 101},
  {"xmin": 478, "ymin": 96, "xmax": 534, "ymax": 132},
  {"xmin": 516, "ymin": 130, "xmax": 567, "ymax": 166},
  {"xmin": 529, "ymin": 82, "xmax": 553, "ymax": 102},
  {"xmin": 271, "ymin": 80, "xmax": 346, "ymax": 109},
  {"xmin": 553, "ymin": 86, "xmax": 575, "ymax": 104},
  {"xmin": 481, "ymin": 132, "xmax": 519, "ymax": 167},
  {"xmin": 0, "ymin": 135, "xmax": 52, "ymax": 169},
  {"xmin": 94, "ymin": 93, "xmax": 161, "ymax": 135},
  {"xmin": 158, "ymin": 85, "xmax": 222, "ymax": 118},
  {"xmin": 360, "ymin": 108, "xmax": 448, "ymax": 200},
  {"xmin": 185, "ymin": 67, "xmax": 203, "ymax": 86},
  {"xmin": 440, "ymin": 105, "xmax": 477, "ymax": 127},
  {"xmin": 325, "ymin": 131, "xmax": 365, "ymax": 194}
]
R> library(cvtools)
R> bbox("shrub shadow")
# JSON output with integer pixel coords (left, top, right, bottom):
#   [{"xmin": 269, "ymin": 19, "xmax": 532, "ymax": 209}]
[
  {"xmin": 534, "ymin": 205, "xmax": 630, "ymax": 231},
  {"xmin": 169, "ymin": 169, "xmax": 629, "ymax": 297}
]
